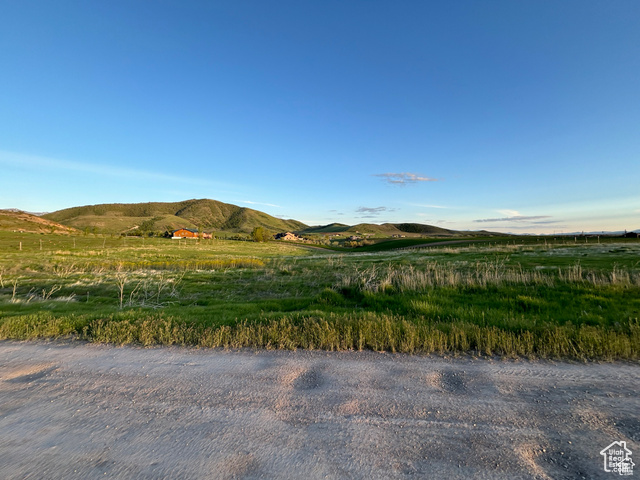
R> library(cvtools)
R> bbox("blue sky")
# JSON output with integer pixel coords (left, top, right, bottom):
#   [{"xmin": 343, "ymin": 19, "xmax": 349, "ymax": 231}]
[{"xmin": 1, "ymin": 1, "xmax": 638, "ymax": 233}]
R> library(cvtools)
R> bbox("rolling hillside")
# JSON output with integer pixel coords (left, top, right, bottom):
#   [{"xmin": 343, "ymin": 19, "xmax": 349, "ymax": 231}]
[
  {"xmin": 351, "ymin": 223, "xmax": 459, "ymax": 236},
  {"xmin": 38, "ymin": 199, "xmax": 504, "ymax": 237},
  {"xmin": 43, "ymin": 199, "xmax": 307, "ymax": 234},
  {"xmin": 303, "ymin": 222, "xmax": 477, "ymax": 237},
  {"xmin": 301, "ymin": 223, "xmax": 350, "ymax": 234},
  {"xmin": 0, "ymin": 209, "xmax": 78, "ymax": 234}
]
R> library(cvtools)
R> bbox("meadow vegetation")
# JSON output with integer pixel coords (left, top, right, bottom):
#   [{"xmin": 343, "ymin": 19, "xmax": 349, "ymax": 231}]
[{"xmin": 0, "ymin": 231, "xmax": 638, "ymax": 360}]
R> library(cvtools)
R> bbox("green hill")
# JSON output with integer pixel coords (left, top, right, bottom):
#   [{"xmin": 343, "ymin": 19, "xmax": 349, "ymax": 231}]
[
  {"xmin": 345, "ymin": 223, "xmax": 459, "ymax": 236},
  {"xmin": 302, "ymin": 223, "xmax": 350, "ymax": 234},
  {"xmin": 302, "ymin": 222, "xmax": 467, "ymax": 237},
  {"xmin": 302, "ymin": 222, "xmax": 501, "ymax": 238},
  {"xmin": 0, "ymin": 209, "xmax": 78, "ymax": 234},
  {"xmin": 392, "ymin": 223, "xmax": 459, "ymax": 235},
  {"xmin": 43, "ymin": 199, "xmax": 307, "ymax": 234}
]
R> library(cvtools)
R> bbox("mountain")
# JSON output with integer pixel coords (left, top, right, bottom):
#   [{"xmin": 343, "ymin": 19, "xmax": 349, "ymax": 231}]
[
  {"xmin": 0, "ymin": 209, "xmax": 78, "ymax": 234},
  {"xmin": 5, "ymin": 208, "xmax": 49, "ymax": 216},
  {"xmin": 42, "ymin": 199, "xmax": 307, "ymax": 234},
  {"xmin": 389, "ymin": 223, "xmax": 460, "ymax": 235},
  {"xmin": 523, "ymin": 229, "xmax": 640, "ymax": 236},
  {"xmin": 302, "ymin": 222, "xmax": 483, "ymax": 237},
  {"xmin": 301, "ymin": 223, "xmax": 350, "ymax": 233}
]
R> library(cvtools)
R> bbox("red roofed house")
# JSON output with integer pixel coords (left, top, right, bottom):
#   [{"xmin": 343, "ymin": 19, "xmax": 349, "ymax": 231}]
[{"xmin": 172, "ymin": 228, "xmax": 199, "ymax": 239}]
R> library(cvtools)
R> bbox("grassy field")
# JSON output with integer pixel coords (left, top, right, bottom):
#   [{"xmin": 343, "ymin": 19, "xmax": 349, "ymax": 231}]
[{"xmin": 0, "ymin": 231, "xmax": 638, "ymax": 359}]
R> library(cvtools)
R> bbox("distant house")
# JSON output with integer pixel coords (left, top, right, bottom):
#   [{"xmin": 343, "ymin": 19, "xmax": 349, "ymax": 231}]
[
  {"xmin": 274, "ymin": 232, "xmax": 301, "ymax": 241},
  {"xmin": 172, "ymin": 228, "xmax": 199, "ymax": 239}
]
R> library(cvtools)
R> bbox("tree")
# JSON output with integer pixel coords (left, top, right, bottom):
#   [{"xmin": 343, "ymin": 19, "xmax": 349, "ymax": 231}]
[
  {"xmin": 139, "ymin": 219, "xmax": 156, "ymax": 236},
  {"xmin": 251, "ymin": 226, "xmax": 270, "ymax": 242}
]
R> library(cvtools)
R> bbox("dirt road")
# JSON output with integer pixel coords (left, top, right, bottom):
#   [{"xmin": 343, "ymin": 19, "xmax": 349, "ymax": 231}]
[{"xmin": 1, "ymin": 341, "xmax": 637, "ymax": 479}]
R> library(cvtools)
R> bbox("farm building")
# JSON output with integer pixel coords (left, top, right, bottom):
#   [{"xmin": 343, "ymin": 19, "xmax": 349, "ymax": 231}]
[
  {"xmin": 172, "ymin": 228, "xmax": 199, "ymax": 239},
  {"xmin": 274, "ymin": 232, "xmax": 302, "ymax": 241}
]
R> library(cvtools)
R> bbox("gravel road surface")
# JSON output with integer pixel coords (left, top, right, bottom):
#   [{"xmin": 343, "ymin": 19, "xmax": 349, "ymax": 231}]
[{"xmin": 1, "ymin": 341, "xmax": 638, "ymax": 479}]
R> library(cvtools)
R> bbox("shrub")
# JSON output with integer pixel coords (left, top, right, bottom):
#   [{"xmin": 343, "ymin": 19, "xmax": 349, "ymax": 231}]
[{"xmin": 251, "ymin": 227, "xmax": 270, "ymax": 242}]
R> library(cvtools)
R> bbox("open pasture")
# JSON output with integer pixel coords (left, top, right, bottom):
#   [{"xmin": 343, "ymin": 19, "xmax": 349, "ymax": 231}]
[{"xmin": 0, "ymin": 232, "xmax": 638, "ymax": 359}]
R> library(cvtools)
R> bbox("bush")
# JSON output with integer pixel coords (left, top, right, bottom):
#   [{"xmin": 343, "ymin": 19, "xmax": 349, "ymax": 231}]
[
  {"xmin": 316, "ymin": 288, "xmax": 345, "ymax": 306},
  {"xmin": 251, "ymin": 227, "xmax": 270, "ymax": 242}
]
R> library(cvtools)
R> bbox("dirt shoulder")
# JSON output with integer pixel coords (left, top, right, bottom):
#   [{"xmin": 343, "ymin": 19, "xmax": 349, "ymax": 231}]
[{"xmin": 1, "ymin": 341, "xmax": 638, "ymax": 479}]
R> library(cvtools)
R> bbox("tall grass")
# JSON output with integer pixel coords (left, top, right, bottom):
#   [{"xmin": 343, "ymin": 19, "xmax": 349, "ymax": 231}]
[
  {"xmin": 337, "ymin": 261, "xmax": 640, "ymax": 293},
  {"xmin": 1, "ymin": 311, "xmax": 637, "ymax": 360},
  {"xmin": 45, "ymin": 258, "xmax": 266, "ymax": 273}
]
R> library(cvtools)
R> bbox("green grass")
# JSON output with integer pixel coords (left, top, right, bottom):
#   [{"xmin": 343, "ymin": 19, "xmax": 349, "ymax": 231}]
[
  {"xmin": 351, "ymin": 237, "xmax": 486, "ymax": 252},
  {"xmin": 0, "ymin": 231, "xmax": 639, "ymax": 359}
]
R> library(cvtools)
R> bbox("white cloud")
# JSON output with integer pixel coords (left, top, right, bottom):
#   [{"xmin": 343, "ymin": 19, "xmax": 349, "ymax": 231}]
[
  {"xmin": 474, "ymin": 215, "xmax": 552, "ymax": 223},
  {"xmin": 498, "ymin": 209, "xmax": 520, "ymax": 217},
  {"xmin": 411, "ymin": 203, "xmax": 448, "ymax": 209},
  {"xmin": 241, "ymin": 200, "xmax": 281, "ymax": 208},
  {"xmin": 355, "ymin": 206, "xmax": 397, "ymax": 217},
  {"xmin": 0, "ymin": 150, "xmax": 228, "ymax": 188},
  {"xmin": 474, "ymin": 208, "xmax": 555, "ymax": 224},
  {"xmin": 356, "ymin": 206, "xmax": 387, "ymax": 214},
  {"xmin": 373, "ymin": 172, "xmax": 439, "ymax": 185}
]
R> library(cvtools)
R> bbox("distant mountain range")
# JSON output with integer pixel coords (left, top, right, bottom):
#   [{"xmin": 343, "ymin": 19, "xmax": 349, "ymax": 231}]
[
  {"xmin": 301, "ymin": 222, "xmax": 479, "ymax": 237},
  {"xmin": 5, "ymin": 208, "xmax": 50, "ymax": 217},
  {"xmin": 1, "ymin": 200, "xmax": 476, "ymax": 236},
  {"xmin": 3, "ymin": 199, "xmax": 636, "ymax": 237},
  {"xmin": 27, "ymin": 199, "xmax": 481, "ymax": 236}
]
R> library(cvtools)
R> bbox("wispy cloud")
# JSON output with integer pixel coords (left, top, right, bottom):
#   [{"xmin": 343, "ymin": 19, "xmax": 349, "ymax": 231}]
[
  {"xmin": 356, "ymin": 206, "xmax": 387, "ymax": 214},
  {"xmin": 474, "ymin": 215, "xmax": 552, "ymax": 223},
  {"xmin": 410, "ymin": 203, "xmax": 449, "ymax": 209},
  {"xmin": 241, "ymin": 200, "xmax": 281, "ymax": 208},
  {"xmin": 355, "ymin": 206, "xmax": 397, "ymax": 217},
  {"xmin": 373, "ymin": 172, "xmax": 439, "ymax": 186},
  {"xmin": 355, "ymin": 206, "xmax": 398, "ymax": 222},
  {"xmin": 530, "ymin": 220, "xmax": 562, "ymax": 225},
  {"xmin": 473, "ymin": 209, "xmax": 557, "ymax": 224},
  {"xmin": 416, "ymin": 213, "xmax": 453, "ymax": 224},
  {"xmin": 498, "ymin": 209, "xmax": 521, "ymax": 217},
  {"xmin": 498, "ymin": 224, "xmax": 569, "ymax": 230},
  {"xmin": 0, "ymin": 150, "xmax": 228, "ymax": 188},
  {"xmin": 474, "ymin": 213, "xmax": 552, "ymax": 223}
]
